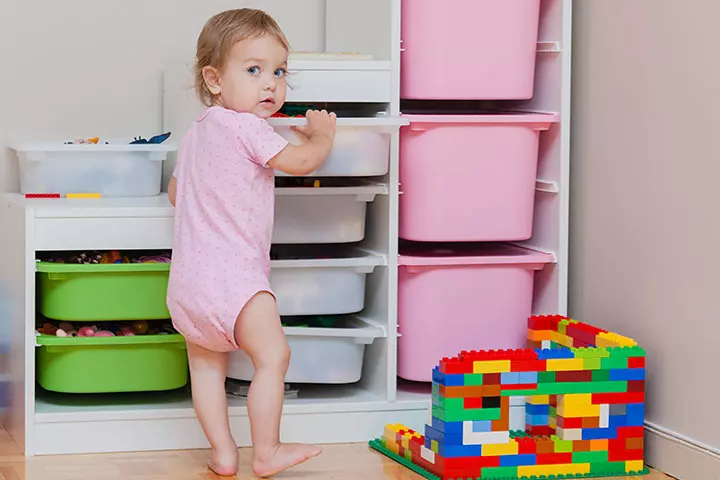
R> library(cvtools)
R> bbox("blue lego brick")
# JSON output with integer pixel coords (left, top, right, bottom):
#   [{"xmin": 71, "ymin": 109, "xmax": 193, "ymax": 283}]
[
  {"xmin": 526, "ymin": 413, "xmax": 550, "ymax": 426},
  {"xmin": 499, "ymin": 453, "xmax": 537, "ymax": 467},
  {"xmin": 424, "ymin": 435, "xmax": 481, "ymax": 458},
  {"xmin": 626, "ymin": 404, "xmax": 645, "ymax": 426},
  {"xmin": 431, "ymin": 416, "xmax": 463, "ymax": 435},
  {"xmin": 432, "ymin": 366, "xmax": 464, "ymax": 387},
  {"xmin": 526, "ymin": 403, "xmax": 550, "ymax": 415},
  {"xmin": 501, "ymin": 372, "xmax": 521, "ymax": 385},
  {"xmin": 609, "ymin": 415, "xmax": 627, "ymax": 428},
  {"xmin": 518, "ymin": 371, "xmax": 539, "ymax": 384},
  {"xmin": 471, "ymin": 420, "xmax": 492, "ymax": 433},
  {"xmin": 424, "ymin": 424, "xmax": 462, "ymax": 446},
  {"xmin": 535, "ymin": 347, "xmax": 574, "ymax": 360},
  {"xmin": 609, "ymin": 368, "xmax": 646, "ymax": 381},
  {"xmin": 582, "ymin": 427, "xmax": 618, "ymax": 440}
]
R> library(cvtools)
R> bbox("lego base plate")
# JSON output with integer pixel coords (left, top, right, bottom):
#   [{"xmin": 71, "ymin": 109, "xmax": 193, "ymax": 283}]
[{"xmin": 368, "ymin": 438, "xmax": 650, "ymax": 480}]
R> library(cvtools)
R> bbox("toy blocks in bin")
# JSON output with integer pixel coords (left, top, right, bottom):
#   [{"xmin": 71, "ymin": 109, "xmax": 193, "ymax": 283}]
[{"xmin": 370, "ymin": 315, "xmax": 648, "ymax": 479}]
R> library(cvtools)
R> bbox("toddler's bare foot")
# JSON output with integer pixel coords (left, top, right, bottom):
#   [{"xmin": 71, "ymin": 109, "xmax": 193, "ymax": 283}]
[
  {"xmin": 252, "ymin": 443, "xmax": 322, "ymax": 478},
  {"xmin": 208, "ymin": 445, "xmax": 239, "ymax": 477}
]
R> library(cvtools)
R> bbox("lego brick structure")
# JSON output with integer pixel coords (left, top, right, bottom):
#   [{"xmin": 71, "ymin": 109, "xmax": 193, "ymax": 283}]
[{"xmin": 370, "ymin": 315, "xmax": 648, "ymax": 479}]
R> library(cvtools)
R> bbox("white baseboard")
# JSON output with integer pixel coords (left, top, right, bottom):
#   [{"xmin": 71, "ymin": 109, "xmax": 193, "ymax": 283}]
[{"xmin": 645, "ymin": 423, "xmax": 720, "ymax": 480}]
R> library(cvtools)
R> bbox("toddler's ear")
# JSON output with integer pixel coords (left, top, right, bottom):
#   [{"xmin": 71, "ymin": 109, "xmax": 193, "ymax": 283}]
[{"xmin": 202, "ymin": 66, "xmax": 222, "ymax": 95}]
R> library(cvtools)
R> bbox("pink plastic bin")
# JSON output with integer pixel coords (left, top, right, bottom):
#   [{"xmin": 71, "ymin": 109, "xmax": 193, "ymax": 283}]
[
  {"xmin": 397, "ymin": 243, "xmax": 553, "ymax": 382},
  {"xmin": 401, "ymin": 0, "xmax": 541, "ymax": 100},
  {"xmin": 399, "ymin": 113, "xmax": 558, "ymax": 242}
]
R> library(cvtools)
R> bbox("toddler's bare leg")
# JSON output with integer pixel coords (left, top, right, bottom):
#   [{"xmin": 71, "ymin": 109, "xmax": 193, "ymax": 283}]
[
  {"xmin": 234, "ymin": 291, "xmax": 322, "ymax": 478},
  {"xmin": 186, "ymin": 342, "xmax": 238, "ymax": 476}
]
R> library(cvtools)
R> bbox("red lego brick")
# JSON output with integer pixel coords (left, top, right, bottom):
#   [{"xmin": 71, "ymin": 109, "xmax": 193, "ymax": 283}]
[
  {"xmin": 617, "ymin": 426, "xmax": 645, "ymax": 439},
  {"xmin": 511, "ymin": 359, "xmax": 548, "ymax": 372},
  {"xmin": 501, "ymin": 383, "xmax": 539, "ymax": 392},
  {"xmin": 556, "ymin": 370, "xmax": 593, "ymax": 382},
  {"xmin": 591, "ymin": 391, "xmax": 645, "ymax": 405},
  {"xmin": 628, "ymin": 357, "xmax": 646, "ymax": 368},
  {"xmin": 557, "ymin": 416, "xmax": 583, "ymax": 429},
  {"xmin": 445, "ymin": 455, "xmax": 501, "ymax": 469},
  {"xmin": 440, "ymin": 357, "xmax": 474, "ymax": 374},
  {"xmin": 527, "ymin": 425, "xmax": 555, "ymax": 436},
  {"xmin": 627, "ymin": 380, "xmax": 645, "ymax": 393},
  {"xmin": 609, "ymin": 448, "xmax": 644, "ymax": 462},
  {"xmin": 25, "ymin": 193, "xmax": 60, "ymax": 198},
  {"xmin": 536, "ymin": 452, "xmax": 573, "ymax": 465},
  {"xmin": 483, "ymin": 373, "xmax": 502, "ymax": 385},
  {"xmin": 516, "ymin": 436, "xmax": 537, "ymax": 454}
]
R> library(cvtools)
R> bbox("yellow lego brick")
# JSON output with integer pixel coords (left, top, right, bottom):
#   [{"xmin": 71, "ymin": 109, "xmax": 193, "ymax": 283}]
[
  {"xmin": 546, "ymin": 358, "xmax": 585, "ymax": 372},
  {"xmin": 386, "ymin": 440, "xmax": 400, "ymax": 455},
  {"xmin": 590, "ymin": 439, "xmax": 608, "ymax": 451},
  {"xmin": 401, "ymin": 435, "xmax": 410, "ymax": 450},
  {"xmin": 66, "ymin": 192, "xmax": 102, "ymax": 198},
  {"xmin": 473, "ymin": 360, "xmax": 511, "ymax": 374},
  {"xmin": 518, "ymin": 463, "xmax": 591, "ymax": 477},
  {"xmin": 431, "ymin": 440, "xmax": 439, "ymax": 454},
  {"xmin": 557, "ymin": 403, "xmax": 601, "ymax": 418},
  {"xmin": 528, "ymin": 395, "xmax": 551, "ymax": 404},
  {"xmin": 550, "ymin": 331, "xmax": 575, "ymax": 347},
  {"xmin": 528, "ymin": 329, "xmax": 553, "ymax": 341},
  {"xmin": 598, "ymin": 331, "xmax": 637, "ymax": 347},
  {"xmin": 549, "ymin": 416, "xmax": 557, "ymax": 429},
  {"xmin": 560, "ymin": 394, "xmax": 592, "ymax": 406},
  {"xmin": 384, "ymin": 424, "xmax": 399, "ymax": 442},
  {"xmin": 595, "ymin": 337, "xmax": 620, "ymax": 348},
  {"xmin": 626, "ymin": 460, "xmax": 644, "ymax": 472},
  {"xmin": 482, "ymin": 440, "xmax": 519, "ymax": 456}
]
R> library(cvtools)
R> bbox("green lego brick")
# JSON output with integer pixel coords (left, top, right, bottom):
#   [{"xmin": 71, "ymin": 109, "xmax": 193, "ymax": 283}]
[
  {"xmin": 538, "ymin": 371, "xmax": 557, "ymax": 383},
  {"xmin": 368, "ymin": 439, "xmax": 440, "ymax": 480},
  {"xmin": 550, "ymin": 341, "xmax": 561, "ymax": 349},
  {"xmin": 503, "ymin": 380, "xmax": 627, "ymax": 396},
  {"xmin": 481, "ymin": 466, "xmax": 519, "ymax": 479},
  {"xmin": 607, "ymin": 345, "xmax": 646, "ymax": 357},
  {"xmin": 558, "ymin": 321, "xmax": 569, "ymax": 335},
  {"xmin": 601, "ymin": 356, "xmax": 628, "ymax": 369},
  {"xmin": 592, "ymin": 369, "xmax": 611, "ymax": 381},
  {"xmin": 573, "ymin": 451, "xmax": 609, "ymax": 463},
  {"xmin": 584, "ymin": 357, "xmax": 602, "ymax": 370},
  {"xmin": 552, "ymin": 435, "xmax": 574, "ymax": 453},
  {"xmin": 550, "ymin": 406, "xmax": 557, "ymax": 418},
  {"xmin": 369, "ymin": 438, "xmax": 649, "ymax": 480},
  {"xmin": 590, "ymin": 461, "xmax": 629, "ymax": 475},
  {"xmin": 432, "ymin": 405, "xmax": 501, "ymax": 422},
  {"xmin": 439, "ymin": 397, "xmax": 464, "ymax": 411},
  {"xmin": 464, "ymin": 373, "xmax": 484, "ymax": 386}
]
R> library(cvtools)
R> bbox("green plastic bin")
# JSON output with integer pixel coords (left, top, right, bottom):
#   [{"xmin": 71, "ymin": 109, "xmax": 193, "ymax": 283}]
[
  {"xmin": 36, "ymin": 333, "xmax": 188, "ymax": 393},
  {"xmin": 36, "ymin": 262, "xmax": 171, "ymax": 321}
]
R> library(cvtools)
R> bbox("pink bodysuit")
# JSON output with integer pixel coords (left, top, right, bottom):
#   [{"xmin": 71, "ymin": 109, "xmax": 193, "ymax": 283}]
[{"xmin": 167, "ymin": 106, "xmax": 289, "ymax": 352}]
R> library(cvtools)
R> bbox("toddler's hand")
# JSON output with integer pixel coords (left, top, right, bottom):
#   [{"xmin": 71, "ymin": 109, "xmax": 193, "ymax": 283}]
[{"xmin": 294, "ymin": 110, "xmax": 336, "ymax": 143}]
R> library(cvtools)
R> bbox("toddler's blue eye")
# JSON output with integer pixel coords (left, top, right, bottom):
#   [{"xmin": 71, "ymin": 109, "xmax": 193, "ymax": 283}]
[
  {"xmin": 274, "ymin": 68, "xmax": 287, "ymax": 78},
  {"xmin": 247, "ymin": 66, "xmax": 260, "ymax": 75}
]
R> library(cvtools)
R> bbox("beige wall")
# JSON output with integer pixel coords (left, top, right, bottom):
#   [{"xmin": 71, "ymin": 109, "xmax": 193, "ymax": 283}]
[
  {"xmin": 570, "ymin": 0, "xmax": 720, "ymax": 453},
  {"xmin": 0, "ymin": 0, "xmax": 325, "ymax": 192}
]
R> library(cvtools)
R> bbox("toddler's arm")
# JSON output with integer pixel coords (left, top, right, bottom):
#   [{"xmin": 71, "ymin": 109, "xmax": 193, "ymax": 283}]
[
  {"xmin": 269, "ymin": 110, "xmax": 336, "ymax": 176},
  {"xmin": 168, "ymin": 176, "xmax": 177, "ymax": 206}
]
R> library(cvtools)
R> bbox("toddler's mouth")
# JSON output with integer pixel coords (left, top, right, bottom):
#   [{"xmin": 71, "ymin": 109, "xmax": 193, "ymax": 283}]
[{"xmin": 260, "ymin": 98, "xmax": 276, "ymax": 105}]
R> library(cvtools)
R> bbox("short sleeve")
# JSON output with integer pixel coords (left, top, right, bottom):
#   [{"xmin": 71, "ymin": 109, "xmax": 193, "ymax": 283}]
[{"xmin": 235, "ymin": 113, "xmax": 289, "ymax": 167}]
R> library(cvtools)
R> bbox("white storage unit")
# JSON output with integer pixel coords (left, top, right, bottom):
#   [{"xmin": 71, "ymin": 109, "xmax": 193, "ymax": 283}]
[
  {"xmin": 0, "ymin": 0, "xmax": 571, "ymax": 456},
  {"xmin": 9, "ymin": 143, "xmax": 175, "ymax": 197}
]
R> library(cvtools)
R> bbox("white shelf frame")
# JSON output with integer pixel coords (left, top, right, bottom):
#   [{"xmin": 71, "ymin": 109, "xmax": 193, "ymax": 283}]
[{"xmin": 0, "ymin": 0, "xmax": 571, "ymax": 456}]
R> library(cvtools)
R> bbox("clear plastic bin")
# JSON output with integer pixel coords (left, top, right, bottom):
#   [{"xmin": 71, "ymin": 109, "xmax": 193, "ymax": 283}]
[{"xmin": 10, "ymin": 142, "xmax": 175, "ymax": 197}]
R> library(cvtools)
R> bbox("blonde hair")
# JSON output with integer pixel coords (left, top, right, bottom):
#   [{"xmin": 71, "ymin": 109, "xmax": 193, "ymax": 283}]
[{"xmin": 194, "ymin": 8, "xmax": 290, "ymax": 106}]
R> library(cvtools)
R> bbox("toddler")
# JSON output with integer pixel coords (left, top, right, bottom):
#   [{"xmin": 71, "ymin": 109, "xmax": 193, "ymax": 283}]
[{"xmin": 166, "ymin": 8, "xmax": 336, "ymax": 478}]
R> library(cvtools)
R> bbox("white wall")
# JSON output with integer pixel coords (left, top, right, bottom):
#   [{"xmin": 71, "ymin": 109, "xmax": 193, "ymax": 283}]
[
  {"xmin": 570, "ymin": 0, "xmax": 720, "ymax": 473},
  {"xmin": 0, "ymin": 0, "xmax": 326, "ymax": 192}
]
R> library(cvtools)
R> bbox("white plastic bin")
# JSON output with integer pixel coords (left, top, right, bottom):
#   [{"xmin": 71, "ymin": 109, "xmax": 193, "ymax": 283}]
[
  {"xmin": 269, "ymin": 117, "xmax": 407, "ymax": 177},
  {"xmin": 10, "ymin": 143, "xmax": 175, "ymax": 197},
  {"xmin": 273, "ymin": 185, "xmax": 385, "ymax": 244},
  {"xmin": 270, "ymin": 246, "xmax": 384, "ymax": 316},
  {"xmin": 227, "ymin": 317, "xmax": 384, "ymax": 383}
]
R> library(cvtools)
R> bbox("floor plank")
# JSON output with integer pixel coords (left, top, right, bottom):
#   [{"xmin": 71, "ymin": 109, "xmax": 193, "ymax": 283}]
[{"xmin": 0, "ymin": 428, "xmax": 675, "ymax": 479}]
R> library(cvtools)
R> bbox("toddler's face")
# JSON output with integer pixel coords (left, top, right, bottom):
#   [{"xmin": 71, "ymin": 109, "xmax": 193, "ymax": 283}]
[{"xmin": 208, "ymin": 34, "xmax": 288, "ymax": 118}]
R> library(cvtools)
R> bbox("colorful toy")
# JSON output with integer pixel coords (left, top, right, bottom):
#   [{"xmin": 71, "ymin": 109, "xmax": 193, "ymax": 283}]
[
  {"xmin": 37, "ymin": 319, "xmax": 175, "ymax": 337},
  {"xmin": 129, "ymin": 132, "xmax": 171, "ymax": 144},
  {"xmin": 370, "ymin": 315, "xmax": 648, "ymax": 479}
]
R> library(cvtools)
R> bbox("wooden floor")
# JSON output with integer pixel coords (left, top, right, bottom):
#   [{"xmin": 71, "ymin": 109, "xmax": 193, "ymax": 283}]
[{"xmin": 0, "ymin": 429, "xmax": 673, "ymax": 479}]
